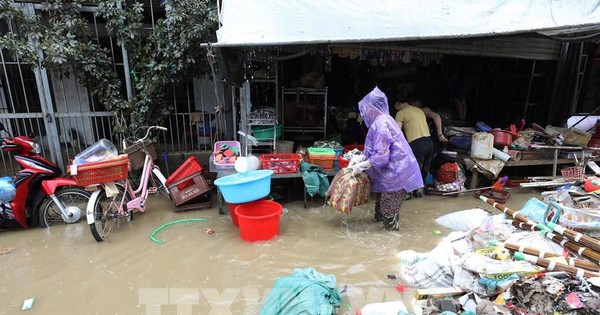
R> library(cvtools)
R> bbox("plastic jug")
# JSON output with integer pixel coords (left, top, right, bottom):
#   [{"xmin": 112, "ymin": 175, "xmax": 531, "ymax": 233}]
[
  {"xmin": 470, "ymin": 132, "xmax": 493, "ymax": 160},
  {"xmin": 234, "ymin": 155, "xmax": 260, "ymax": 173},
  {"xmin": 73, "ymin": 139, "xmax": 118, "ymax": 165}
]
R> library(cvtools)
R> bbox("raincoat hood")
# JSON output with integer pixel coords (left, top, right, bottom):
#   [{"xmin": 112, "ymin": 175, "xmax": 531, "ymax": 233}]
[{"xmin": 358, "ymin": 87, "xmax": 388, "ymax": 128}]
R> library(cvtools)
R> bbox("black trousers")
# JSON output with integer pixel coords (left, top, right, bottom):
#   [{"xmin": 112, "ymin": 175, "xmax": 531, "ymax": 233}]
[{"xmin": 409, "ymin": 136, "xmax": 434, "ymax": 183}]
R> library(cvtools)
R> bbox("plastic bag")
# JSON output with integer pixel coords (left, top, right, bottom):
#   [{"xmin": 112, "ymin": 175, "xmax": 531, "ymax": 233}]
[
  {"xmin": 326, "ymin": 167, "xmax": 371, "ymax": 214},
  {"xmin": 73, "ymin": 139, "xmax": 118, "ymax": 165},
  {"xmin": 435, "ymin": 208, "xmax": 491, "ymax": 232},
  {"xmin": 0, "ymin": 176, "xmax": 16, "ymax": 203},
  {"xmin": 519, "ymin": 198, "xmax": 548, "ymax": 223},
  {"xmin": 397, "ymin": 241, "xmax": 458, "ymax": 288},
  {"xmin": 545, "ymin": 201, "xmax": 600, "ymax": 236}
]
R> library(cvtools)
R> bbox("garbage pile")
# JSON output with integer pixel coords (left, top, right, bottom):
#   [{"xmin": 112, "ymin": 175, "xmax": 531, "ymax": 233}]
[{"xmin": 395, "ymin": 190, "xmax": 600, "ymax": 315}]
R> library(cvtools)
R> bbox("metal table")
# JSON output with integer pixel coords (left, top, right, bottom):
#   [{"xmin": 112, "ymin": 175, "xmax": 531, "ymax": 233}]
[
  {"xmin": 466, "ymin": 145, "xmax": 584, "ymax": 189},
  {"xmin": 213, "ymin": 167, "xmax": 339, "ymax": 214}
]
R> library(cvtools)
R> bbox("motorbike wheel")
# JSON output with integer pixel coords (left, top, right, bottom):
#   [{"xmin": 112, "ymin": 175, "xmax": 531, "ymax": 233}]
[
  {"xmin": 38, "ymin": 187, "xmax": 91, "ymax": 228},
  {"xmin": 89, "ymin": 183, "xmax": 130, "ymax": 242},
  {"xmin": 152, "ymin": 169, "xmax": 171, "ymax": 199}
]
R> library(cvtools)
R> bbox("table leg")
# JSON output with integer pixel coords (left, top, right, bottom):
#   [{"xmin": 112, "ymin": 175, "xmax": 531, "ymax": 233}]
[
  {"xmin": 470, "ymin": 171, "xmax": 479, "ymax": 189},
  {"xmin": 217, "ymin": 188, "xmax": 226, "ymax": 215},
  {"xmin": 304, "ymin": 185, "xmax": 307, "ymax": 208},
  {"xmin": 552, "ymin": 149, "xmax": 559, "ymax": 176}
]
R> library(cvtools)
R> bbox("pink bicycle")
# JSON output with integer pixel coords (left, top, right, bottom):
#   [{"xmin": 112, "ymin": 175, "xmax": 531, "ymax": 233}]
[{"xmin": 86, "ymin": 126, "xmax": 170, "ymax": 242}]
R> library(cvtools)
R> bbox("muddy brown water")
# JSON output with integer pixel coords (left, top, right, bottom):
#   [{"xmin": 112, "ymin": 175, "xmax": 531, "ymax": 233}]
[{"xmin": 0, "ymin": 188, "xmax": 541, "ymax": 314}]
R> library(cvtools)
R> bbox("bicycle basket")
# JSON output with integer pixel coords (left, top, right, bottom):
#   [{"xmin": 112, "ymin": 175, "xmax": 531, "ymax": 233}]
[
  {"xmin": 123, "ymin": 139, "xmax": 157, "ymax": 170},
  {"xmin": 68, "ymin": 155, "xmax": 129, "ymax": 186}
]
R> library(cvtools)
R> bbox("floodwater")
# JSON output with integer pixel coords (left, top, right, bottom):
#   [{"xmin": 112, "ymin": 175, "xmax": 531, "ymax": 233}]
[{"xmin": 0, "ymin": 187, "xmax": 541, "ymax": 314}]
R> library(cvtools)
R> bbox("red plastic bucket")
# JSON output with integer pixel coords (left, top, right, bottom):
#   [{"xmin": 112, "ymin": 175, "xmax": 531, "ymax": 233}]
[
  {"xmin": 338, "ymin": 155, "xmax": 350, "ymax": 168},
  {"xmin": 226, "ymin": 196, "xmax": 271, "ymax": 227},
  {"xmin": 490, "ymin": 130, "xmax": 513, "ymax": 148},
  {"xmin": 235, "ymin": 200, "xmax": 282, "ymax": 241}
]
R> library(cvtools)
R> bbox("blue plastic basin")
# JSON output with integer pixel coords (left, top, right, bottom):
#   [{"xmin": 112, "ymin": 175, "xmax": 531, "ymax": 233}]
[{"xmin": 214, "ymin": 170, "xmax": 274, "ymax": 203}]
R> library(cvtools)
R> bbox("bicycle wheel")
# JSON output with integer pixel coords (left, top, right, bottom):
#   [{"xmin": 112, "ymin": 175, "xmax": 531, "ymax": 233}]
[
  {"xmin": 152, "ymin": 168, "xmax": 171, "ymax": 199},
  {"xmin": 89, "ymin": 183, "xmax": 130, "ymax": 242},
  {"xmin": 38, "ymin": 187, "xmax": 91, "ymax": 228}
]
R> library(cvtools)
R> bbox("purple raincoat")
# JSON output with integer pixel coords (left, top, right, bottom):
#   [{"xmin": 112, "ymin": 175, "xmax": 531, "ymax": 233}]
[{"xmin": 358, "ymin": 87, "xmax": 423, "ymax": 193}]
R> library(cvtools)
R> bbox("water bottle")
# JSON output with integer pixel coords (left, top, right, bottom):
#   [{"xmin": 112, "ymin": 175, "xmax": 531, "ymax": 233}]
[{"xmin": 73, "ymin": 139, "xmax": 118, "ymax": 165}]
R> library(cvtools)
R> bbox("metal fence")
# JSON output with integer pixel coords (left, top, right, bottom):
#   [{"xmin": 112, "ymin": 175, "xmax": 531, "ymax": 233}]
[{"xmin": 0, "ymin": 2, "xmax": 225, "ymax": 177}]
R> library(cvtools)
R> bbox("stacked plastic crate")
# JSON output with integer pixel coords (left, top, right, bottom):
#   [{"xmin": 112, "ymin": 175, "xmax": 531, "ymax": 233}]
[{"xmin": 165, "ymin": 156, "xmax": 211, "ymax": 211}]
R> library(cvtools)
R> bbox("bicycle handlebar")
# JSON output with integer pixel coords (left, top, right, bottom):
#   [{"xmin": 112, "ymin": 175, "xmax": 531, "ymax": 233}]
[{"xmin": 135, "ymin": 126, "xmax": 168, "ymax": 145}]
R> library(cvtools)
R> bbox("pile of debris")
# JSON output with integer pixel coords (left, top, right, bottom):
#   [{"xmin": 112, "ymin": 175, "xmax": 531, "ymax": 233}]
[{"xmin": 394, "ymin": 188, "xmax": 600, "ymax": 315}]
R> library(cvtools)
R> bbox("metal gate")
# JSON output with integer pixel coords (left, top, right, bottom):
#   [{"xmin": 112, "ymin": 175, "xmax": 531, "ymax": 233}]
[{"xmin": 1, "ymin": 2, "xmax": 226, "ymax": 177}]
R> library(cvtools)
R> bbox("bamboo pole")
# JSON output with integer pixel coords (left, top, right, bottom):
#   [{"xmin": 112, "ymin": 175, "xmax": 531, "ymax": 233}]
[
  {"xmin": 491, "ymin": 240, "xmax": 600, "ymax": 273},
  {"xmin": 480, "ymin": 195, "xmax": 600, "ymax": 255},
  {"xmin": 479, "ymin": 196, "xmax": 548, "ymax": 231},
  {"xmin": 514, "ymin": 252, "xmax": 600, "ymax": 279},
  {"xmin": 490, "ymin": 240, "xmax": 562, "ymax": 258},
  {"xmin": 510, "ymin": 220, "xmax": 600, "ymax": 264},
  {"xmin": 544, "ymin": 221, "xmax": 600, "ymax": 254}
]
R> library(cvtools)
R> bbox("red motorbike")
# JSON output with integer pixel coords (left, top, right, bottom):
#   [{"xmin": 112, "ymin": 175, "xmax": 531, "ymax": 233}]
[{"xmin": 0, "ymin": 122, "xmax": 90, "ymax": 229}]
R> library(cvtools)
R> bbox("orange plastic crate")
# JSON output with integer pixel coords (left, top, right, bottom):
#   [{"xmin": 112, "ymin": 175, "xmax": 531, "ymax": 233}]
[
  {"xmin": 259, "ymin": 153, "xmax": 302, "ymax": 174},
  {"xmin": 68, "ymin": 155, "xmax": 129, "ymax": 186},
  {"xmin": 308, "ymin": 155, "xmax": 335, "ymax": 169}
]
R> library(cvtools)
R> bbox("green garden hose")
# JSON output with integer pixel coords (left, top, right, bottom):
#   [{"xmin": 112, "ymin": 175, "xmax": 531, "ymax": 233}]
[{"xmin": 150, "ymin": 218, "xmax": 207, "ymax": 245}]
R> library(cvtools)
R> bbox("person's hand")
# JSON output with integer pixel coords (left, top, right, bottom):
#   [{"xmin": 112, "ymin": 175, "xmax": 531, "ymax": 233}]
[
  {"xmin": 348, "ymin": 154, "xmax": 366, "ymax": 167},
  {"xmin": 437, "ymin": 134, "xmax": 448, "ymax": 143},
  {"xmin": 350, "ymin": 160, "xmax": 371, "ymax": 176}
]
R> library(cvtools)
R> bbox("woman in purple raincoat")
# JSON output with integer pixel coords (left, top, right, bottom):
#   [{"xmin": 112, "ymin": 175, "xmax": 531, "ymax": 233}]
[{"xmin": 349, "ymin": 87, "xmax": 423, "ymax": 230}]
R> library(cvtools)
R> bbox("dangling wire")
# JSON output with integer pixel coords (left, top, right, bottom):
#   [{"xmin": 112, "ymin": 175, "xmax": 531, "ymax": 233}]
[{"xmin": 206, "ymin": 43, "xmax": 225, "ymax": 144}]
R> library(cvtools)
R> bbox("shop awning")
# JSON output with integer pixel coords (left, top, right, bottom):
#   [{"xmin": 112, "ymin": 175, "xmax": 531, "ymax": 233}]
[{"xmin": 216, "ymin": 0, "xmax": 600, "ymax": 47}]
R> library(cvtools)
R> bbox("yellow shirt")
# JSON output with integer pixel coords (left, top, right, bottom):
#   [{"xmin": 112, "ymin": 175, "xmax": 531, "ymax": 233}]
[{"xmin": 395, "ymin": 105, "xmax": 430, "ymax": 143}]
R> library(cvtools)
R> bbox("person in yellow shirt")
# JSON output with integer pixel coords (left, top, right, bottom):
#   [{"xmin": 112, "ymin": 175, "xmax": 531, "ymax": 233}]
[{"xmin": 393, "ymin": 92, "xmax": 433, "ymax": 198}]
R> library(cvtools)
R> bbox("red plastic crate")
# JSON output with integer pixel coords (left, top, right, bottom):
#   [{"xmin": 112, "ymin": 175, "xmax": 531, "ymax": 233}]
[
  {"xmin": 259, "ymin": 153, "xmax": 302, "ymax": 174},
  {"xmin": 344, "ymin": 144, "xmax": 364, "ymax": 152},
  {"xmin": 68, "ymin": 155, "xmax": 129, "ymax": 186},
  {"xmin": 167, "ymin": 172, "xmax": 210, "ymax": 207},
  {"xmin": 166, "ymin": 156, "xmax": 203, "ymax": 186}
]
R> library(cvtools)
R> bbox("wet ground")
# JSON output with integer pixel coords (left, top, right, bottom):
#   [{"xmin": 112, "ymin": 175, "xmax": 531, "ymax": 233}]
[{"xmin": 0, "ymin": 186, "xmax": 542, "ymax": 314}]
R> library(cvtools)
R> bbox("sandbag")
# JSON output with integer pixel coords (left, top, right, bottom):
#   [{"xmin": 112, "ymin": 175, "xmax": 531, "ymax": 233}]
[
  {"xmin": 435, "ymin": 208, "xmax": 491, "ymax": 232},
  {"xmin": 397, "ymin": 241, "xmax": 458, "ymax": 288},
  {"xmin": 326, "ymin": 167, "xmax": 371, "ymax": 214}
]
